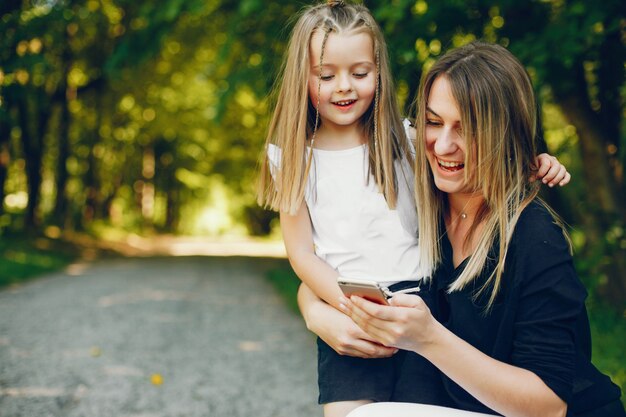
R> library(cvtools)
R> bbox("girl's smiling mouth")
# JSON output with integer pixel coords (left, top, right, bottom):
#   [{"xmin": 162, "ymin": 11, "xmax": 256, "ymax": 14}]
[{"xmin": 333, "ymin": 99, "xmax": 357, "ymax": 107}]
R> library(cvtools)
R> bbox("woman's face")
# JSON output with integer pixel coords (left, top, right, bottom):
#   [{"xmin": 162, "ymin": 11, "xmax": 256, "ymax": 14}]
[{"xmin": 424, "ymin": 76, "xmax": 470, "ymax": 195}]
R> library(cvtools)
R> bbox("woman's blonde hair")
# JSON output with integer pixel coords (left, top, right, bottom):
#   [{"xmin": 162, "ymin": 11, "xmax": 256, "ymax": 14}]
[
  {"xmin": 414, "ymin": 41, "xmax": 549, "ymax": 307},
  {"xmin": 257, "ymin": 0, "xmax": 410, "ymax": 214}
]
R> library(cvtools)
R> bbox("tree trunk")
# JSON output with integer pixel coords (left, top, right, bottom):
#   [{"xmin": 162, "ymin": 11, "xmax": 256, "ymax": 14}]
[
  {"xmin": 0, "ymin": 146, "xmax": 7, "ymax": 216},
  {"xmin": 82, "ymin": 89, "xmax": 103, "ymax": 227},
  {"xmin": 54, "ymin": 96, "xmax": 71, "ymax": 226},
  {"xmin": 553, "ymin": 62, "xmax": 626, "ymax": 307},
  {"xmin": 166, "ymin": 187, "xmax": 179, "ymax": 231},
  {"xmin": 53, "ymin": 34, "xmax": 73, "ymax": 228},
  {"xmin": 17, "ymin": 95, "xmax": 43, "ymax": 230},
  {"xmin": 0, "ymin": 119, "xmax": 10, "ymax": 215},
  {"xmin": 596, "ymin": 29, "xmax": 624, "ymax": 194}
]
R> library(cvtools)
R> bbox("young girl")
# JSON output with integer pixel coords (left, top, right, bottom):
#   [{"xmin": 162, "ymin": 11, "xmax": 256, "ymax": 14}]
[
  {"xmin": 258, "ymin": 2, "xmax": 569, "ymax": 417},
  {"xmin": 342, "ymin": 41, "xmax": 624, "ymax": 417}
]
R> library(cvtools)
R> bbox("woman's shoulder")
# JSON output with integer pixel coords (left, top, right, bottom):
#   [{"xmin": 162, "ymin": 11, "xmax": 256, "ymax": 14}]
[
  {"xmin": 509, "ymin": 199, "xmax": 574, "ymax": 280},
  {"xmin": 514, "ymin": 199, "xmax": 568, "ymax": 246}
]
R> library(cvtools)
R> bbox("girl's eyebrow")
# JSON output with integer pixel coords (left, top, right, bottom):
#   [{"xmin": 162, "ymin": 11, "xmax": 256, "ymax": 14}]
[
  {"xmin": 426, "ymin": 107, "xmax": 440, "ymax": 117},
  {"xmin": 311, "ymin": 61, "xmax": 374, "ymax": 70},
  {"xmin": 311, "ymin": 64, "xmax": 335, "ymax": 70}
]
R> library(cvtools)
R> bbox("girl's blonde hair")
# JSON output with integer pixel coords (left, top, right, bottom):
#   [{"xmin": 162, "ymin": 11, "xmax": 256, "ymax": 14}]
[
  {"xmin": 257, "ymin": 1, "xmax": 410, "ymax": 214},
  {"xmin": 414, "ymin": 41, "xmax": 551, "ymax": 308}
]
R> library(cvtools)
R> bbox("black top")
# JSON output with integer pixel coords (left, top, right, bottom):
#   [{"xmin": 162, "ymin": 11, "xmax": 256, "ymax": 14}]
[{"xmin": 432, "ymin": 199, "xmax": 622, "ymax": 416}]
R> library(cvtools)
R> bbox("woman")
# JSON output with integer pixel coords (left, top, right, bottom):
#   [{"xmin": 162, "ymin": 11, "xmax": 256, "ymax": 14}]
[{"xmin": 300, "ymin": 41, "xmax": 624, "ymax": 417}]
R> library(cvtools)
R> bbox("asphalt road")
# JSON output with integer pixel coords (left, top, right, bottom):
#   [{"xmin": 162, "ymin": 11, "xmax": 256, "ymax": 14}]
[{"xmin": 0, "ymin": 256, "xmax": 322, "ymax": 417}]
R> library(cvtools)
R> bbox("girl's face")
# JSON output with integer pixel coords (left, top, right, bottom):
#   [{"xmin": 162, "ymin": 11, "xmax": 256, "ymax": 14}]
[
  {"xmin": 425, "ymin": 76, "xmax": 470, "ymax": 195},
  {"xmin": 308, "ymin": 30, "xmax": 376, "ymax": 132}
]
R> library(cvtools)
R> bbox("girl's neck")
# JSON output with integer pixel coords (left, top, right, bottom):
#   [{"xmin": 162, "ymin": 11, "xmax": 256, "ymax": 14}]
[{"xmin": 312, "ymin": 123, "xmax": 366, "ymax": 150}]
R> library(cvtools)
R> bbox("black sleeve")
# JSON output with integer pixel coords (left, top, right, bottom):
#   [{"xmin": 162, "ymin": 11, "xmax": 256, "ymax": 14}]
[{"xmin": 508, "ymin": 207, "xmax": 587, "ymax": 403}]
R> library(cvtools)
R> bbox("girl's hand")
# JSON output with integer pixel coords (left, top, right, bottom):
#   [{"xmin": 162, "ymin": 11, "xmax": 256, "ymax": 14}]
[
  {"xmin": 299, "ymin": 283, "xmax": 396, "ymax": 358},
  {"xmin": 533, "ymin": 153, "xmax": 571, "ymax": 187},
  {"xmin": 339, "ymin": 294, "xmax": 438, "ymax": 353},
  {"xmin": 316, "ymin": 307, "xmax": 398, "ymax": 358}
]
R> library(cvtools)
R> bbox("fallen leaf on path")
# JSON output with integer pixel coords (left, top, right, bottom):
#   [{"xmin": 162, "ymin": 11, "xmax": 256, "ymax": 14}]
[{"xmin": 151, "ymin": 373, "xmax": 163, "ymax": 385}]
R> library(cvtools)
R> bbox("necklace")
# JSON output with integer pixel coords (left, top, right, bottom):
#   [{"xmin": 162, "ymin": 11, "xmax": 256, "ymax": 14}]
[{"xmin": 448, "ymin": 199, "xmax": 473, "ymax": 226}]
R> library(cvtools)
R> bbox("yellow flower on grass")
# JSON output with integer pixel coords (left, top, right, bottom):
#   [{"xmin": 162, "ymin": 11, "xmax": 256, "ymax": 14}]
[{"xmin": 151, "ymin": 373, "xmax": 163, "ymax": 386}]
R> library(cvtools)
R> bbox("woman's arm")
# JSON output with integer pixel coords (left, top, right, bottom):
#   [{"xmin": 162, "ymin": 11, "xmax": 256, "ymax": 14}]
[
  {"xmin": 298, "ymin": 283, "xmax": 396, "ymax": 358},
  {"xmin": 280, "ymin": 202, "xmax": 344, "ymax": 310},
  {"xmin": 340, "ymin": 294, "xmax": 567, "ymax": 417}
]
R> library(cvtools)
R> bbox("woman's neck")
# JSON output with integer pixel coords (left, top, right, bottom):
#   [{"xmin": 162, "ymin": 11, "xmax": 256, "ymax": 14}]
[
  {"xmin": 447, "ymin": 192, "xmax": 484, "ymax": 224},
  {"xmin": 445, "ymin": 192, "xmax": 485, "ymax": 267},
  {"xmin": 312, "ymin": 123, "xmax": 366, "ymax": 150}
]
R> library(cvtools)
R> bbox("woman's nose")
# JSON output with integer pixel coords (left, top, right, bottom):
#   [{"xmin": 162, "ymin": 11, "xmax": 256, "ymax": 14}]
[{"xmin": 433, "ymin": 128, "xmax": 457, "ymax": 155}]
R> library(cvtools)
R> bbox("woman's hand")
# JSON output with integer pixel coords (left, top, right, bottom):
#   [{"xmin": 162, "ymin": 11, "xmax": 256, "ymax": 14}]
[
  {"xmin": 342, "ymin": 293, "xmax": 567, "ymax": 417},
  {"xmin": 534, "ymin": 153, "xmax": 571, "ymax": 187},
  {"xmin": 339, "ymin": 293, "xmax": 439, "ymax": 353},
  {"xmin": 298, "ymin": 283, "xmax": 396, "ymax": 358}
]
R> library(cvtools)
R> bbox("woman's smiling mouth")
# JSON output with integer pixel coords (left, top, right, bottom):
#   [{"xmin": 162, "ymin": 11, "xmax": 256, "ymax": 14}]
[{"xmin": 437, "ymin": 158, "xmax": 464, "ymax": 172}]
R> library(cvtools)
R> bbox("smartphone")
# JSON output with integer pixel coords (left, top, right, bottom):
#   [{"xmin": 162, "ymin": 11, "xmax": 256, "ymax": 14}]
[{"xmin": 337, "ymin": 277, "xmax": 393, "ymax": 305}]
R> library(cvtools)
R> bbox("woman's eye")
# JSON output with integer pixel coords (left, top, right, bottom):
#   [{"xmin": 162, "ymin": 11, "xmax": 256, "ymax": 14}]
[
  {"xmin": 320, "ymin": 74, "xmax": 334, "ymax": 81},
  {"xmin": 353, "ymin": 72, "xmax": 368, "ymax": 78},
  {"xmin": 426, "ymin": 119, "xmax": 441, "ymax": 126}
]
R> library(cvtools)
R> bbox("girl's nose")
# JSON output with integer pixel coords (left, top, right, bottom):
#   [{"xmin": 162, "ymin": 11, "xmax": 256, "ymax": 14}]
[{"xmin": 336, "ymin": 73, "xmax": 352, "ymax": 92}]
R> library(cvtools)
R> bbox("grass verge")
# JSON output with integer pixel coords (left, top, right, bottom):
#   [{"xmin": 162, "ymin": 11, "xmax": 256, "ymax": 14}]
[
  {"xmin": 267, "ymin": 266, "xmax": 301, "ymax": 314},
  {"xmin": 0, "ymin": 235, "xmax": 77, "ymax": 288}
]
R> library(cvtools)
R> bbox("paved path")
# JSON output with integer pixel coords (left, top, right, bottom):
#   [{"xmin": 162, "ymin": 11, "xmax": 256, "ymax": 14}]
[{"xmin": 0, "ymin": 256, "xmax": 322, "ymax": 417}]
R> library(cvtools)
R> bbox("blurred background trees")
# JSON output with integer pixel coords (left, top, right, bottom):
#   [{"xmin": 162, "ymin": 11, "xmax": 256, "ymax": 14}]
[{"xmin": 0, "ymin": 0, "xmax": 624, "ymax": 307}]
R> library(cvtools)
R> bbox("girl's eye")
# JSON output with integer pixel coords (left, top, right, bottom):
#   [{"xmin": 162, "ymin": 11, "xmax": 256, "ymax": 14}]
[
  {"xmin": 426, "ymin": 119, "xmax": 441, "ymax": 126},
  {"xmin": 353, "ymin": 72, "xmax": 368, "ymax": 78},
  {"xmin": 320, "ymin": 75, "xmax": 334, "ymax": 81}
]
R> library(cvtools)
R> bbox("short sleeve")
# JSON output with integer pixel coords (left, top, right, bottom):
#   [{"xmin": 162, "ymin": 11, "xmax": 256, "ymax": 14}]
[
  {"xmin": 266, "ymin": 144, "xmax": 281, "ymax": 182},
  {"xmin": 509, "ymin": 208, "xmax": 587, "ymax": 403},
  {"xmin": 402, "ymin": 119, "xmax": 416, "ymax": 158}
]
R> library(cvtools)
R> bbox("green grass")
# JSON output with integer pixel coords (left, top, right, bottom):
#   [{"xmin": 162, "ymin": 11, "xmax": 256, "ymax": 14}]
[
  {"xmin": 267, "ymin": 267, "xmax": 302, "ymax": 314},
  {"xmin": 587, "ymin": 303, "xmax": 626, "ymax": 404},
  {"xmin": 0, "ymin": 235, "xmax": 77, "ymax": 288},
  {"xmin": 265, "ymin": 265, "xmax": 626, "ymax": 405}
]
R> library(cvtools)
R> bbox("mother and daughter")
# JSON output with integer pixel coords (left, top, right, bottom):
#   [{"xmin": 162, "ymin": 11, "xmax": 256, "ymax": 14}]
[{"xmin": 257, "ymin": 1, "xmax": 624, "ymax": 416}]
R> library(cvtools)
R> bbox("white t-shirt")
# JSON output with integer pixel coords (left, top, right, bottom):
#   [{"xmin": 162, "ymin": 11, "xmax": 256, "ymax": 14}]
[{"xmin": 268, "ymin": 122, "xmax": 424, "ymax": 285}]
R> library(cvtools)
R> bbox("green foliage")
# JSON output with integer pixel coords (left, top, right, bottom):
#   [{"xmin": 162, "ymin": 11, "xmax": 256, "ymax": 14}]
[
  {"xmin": 587, "ymin": 302, "xmax": 626, "ymax": 406},
  {"xmin": 266, "ymin": 266, "xmax": 301, "ymax": 314},
  {"xmin": 0, "ymin": 0, "xmax": 624, "ymax": 303},
  {"xmin": 0, "ymin": 235, "xmax": 75, "ymax": 288},
  {"xmin": 1, "ymin": 0, "xmax": 258, "ymax": 235}
]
